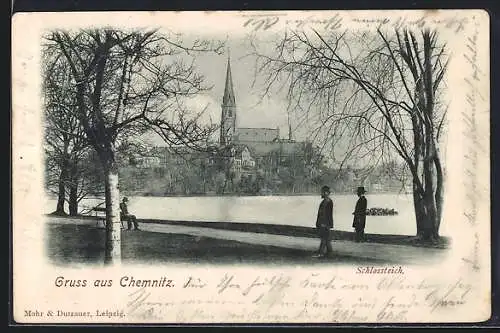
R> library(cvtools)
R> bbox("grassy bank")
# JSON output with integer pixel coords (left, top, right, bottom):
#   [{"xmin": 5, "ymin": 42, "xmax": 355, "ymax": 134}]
[
  {"xmin": 115, "ymin": 191, "xmax": 412, "ymax": 197},
  {"xmin": 48, "ymin": 214, "xmax": 450, "ymax": 249},
  {"xmin": 141, "ymin": 219, "xmax": 450, "ymax": 249},
  {"xmin": 45, "ymin": 223, "xmax": 390, "ymax": 266}
]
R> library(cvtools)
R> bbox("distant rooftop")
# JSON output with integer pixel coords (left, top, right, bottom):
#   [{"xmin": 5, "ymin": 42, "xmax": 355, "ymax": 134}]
[{"xmin": 234, "ymin": 127, "xmax": 279, "ymax": 143}]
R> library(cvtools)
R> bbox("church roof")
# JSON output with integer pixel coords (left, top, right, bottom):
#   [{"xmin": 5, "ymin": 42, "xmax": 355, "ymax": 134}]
[
  {"xmin": 234, "ymin": 140, "xmax": 306, "ymax": 157},
  {"xmin": 222, "ymin": 55, "xmax": 236, "ymax": 106},
  {"xmin": 234, "ymin": 127, "xmax": 280, "ymax": 142}
]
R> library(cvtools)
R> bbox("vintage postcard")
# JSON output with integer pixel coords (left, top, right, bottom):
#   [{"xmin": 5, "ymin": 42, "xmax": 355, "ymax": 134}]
[{"xmin": 12, "ymin": 10, "xmax": 490, "ymax": 324}]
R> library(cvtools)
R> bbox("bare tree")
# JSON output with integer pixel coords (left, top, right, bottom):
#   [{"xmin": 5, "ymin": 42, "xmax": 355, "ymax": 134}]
[
  {"xmin": 251, "ymin": 27, "xmax": 448, "ymax": 241},
  {"xmin": 43, "ymin": 55, "xmax": 89, "ymax": 215},
  {"xmin": 44, "ymin": 28, "xmax": 224, "ymax": 264}
]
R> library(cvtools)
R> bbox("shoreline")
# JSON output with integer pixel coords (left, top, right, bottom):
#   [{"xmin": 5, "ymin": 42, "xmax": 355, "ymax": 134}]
[
  {"xmin": 45, "ymin": 191, "xmax": 413, "ymax": 200},
  {"xmin": 46, "ymin": 214, "xmax": 450, "ymax": 249}
]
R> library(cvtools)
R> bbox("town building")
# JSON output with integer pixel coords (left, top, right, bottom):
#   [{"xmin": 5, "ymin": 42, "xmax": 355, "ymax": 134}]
[
  {"xmin": 124, "ymin": 54, "xmax": 315, "ymax": 195},
  {"xmin": 219, "ymin": 55, "xmax": 308, "ymax": 181}
]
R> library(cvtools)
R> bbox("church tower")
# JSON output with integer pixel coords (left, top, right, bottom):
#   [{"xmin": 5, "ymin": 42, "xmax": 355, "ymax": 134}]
[{"xmin": 220, "ymin": 54, "xmax": 236, "ymax": 147}]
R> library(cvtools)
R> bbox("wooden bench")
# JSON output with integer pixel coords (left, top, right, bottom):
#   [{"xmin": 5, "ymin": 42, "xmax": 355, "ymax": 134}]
[{"xmin": 93, "ymin": 206, "xmax": 125, "ymax": 229}]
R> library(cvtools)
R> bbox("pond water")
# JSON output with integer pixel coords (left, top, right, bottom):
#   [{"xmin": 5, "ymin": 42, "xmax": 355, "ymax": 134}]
[{"xmin": 44, "ymin": 194, "xmax": 450, "ymax": 236}]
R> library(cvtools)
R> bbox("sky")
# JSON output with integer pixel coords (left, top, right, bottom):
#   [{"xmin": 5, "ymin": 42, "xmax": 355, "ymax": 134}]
[
  {"xmin": 140, "ymin": 26, "xmax": 450, "ymax": 169},
  {"xmin": 143, "ymin": 32, "xmax": 398, "ymax": 168},
  {"xmin": 146, "ymin": 33, "xmax": 305, "ymax": 147}
]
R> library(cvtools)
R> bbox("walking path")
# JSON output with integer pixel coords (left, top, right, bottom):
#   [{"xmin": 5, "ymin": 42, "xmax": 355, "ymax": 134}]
[{"xmin": 48, "ymin": 217, "xmax": 448, "ymax": 265}]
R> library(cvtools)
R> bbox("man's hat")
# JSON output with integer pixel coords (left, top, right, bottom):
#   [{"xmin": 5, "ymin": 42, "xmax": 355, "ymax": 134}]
[
  {"xmin": 123, "ymin": 197, "xmax": 129, "ymax": 202},
  {"xmin": 357, "ymin": 186, "xmax": 366, "ymax": 194},
  {"xmin": 321, "ymin": 185, "xmax": 330, "ymax": 193}
]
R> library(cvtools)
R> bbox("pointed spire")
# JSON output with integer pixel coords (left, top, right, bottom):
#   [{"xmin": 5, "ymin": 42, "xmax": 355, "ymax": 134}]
[{"xmin": 222, "ymin": 51, "xmax": 236, "ymax": 106}]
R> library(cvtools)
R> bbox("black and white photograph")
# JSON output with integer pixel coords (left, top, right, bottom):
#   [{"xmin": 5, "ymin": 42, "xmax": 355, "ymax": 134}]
[{"xmin": 12, "ymin": 10, "xmax": 490, "ymax": 323}]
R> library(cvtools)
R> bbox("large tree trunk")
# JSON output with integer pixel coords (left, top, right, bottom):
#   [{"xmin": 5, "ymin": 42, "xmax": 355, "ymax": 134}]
[
  {"xmin": 96, "ymin": 142, "xmax": 122, "ymax": 265},
  {"xmin": 414, "ymin": 201, "xmax": 433, "ymax": 239},
  {"xmin": 411, "ymin": 112, "xmax": 423, "ymax": 236},
  {"xmin": 68, "ymin": 185, "xmax": 78, "ymax": 216},
  {"xmin": 413, "ymin": 184, "xmax": 424, "ymax": 236},
  {"xmin": 422, "ymin": 190, "xmax": 438, "ymax": 240},
  {"xmin": 54, "ymin": 145, "xmax": 70, "ymax": 215},
  {"xmin": 104, "ymin": 164, "xmax": 121, "ymax": 265},
  {"xmin": 422, "ymin": 158, "xmax": 436, "ymax": 239},
  {"xmin": 412, "ymin": 168, "xmax": 440, "ymax": 242},
  {"xmin": 68, "ymin": 162, "xmax": 79, "ymax": 216},
  {"xmin": 413, "ymin": 191, "xmax": 438, "ymax": 241},
  {"xmin": 434, "ymin": 155, "xmax": 444, "ymax": 232},
  {"xmin": 54, "ymin": 166, "xmax": 67, "ymax": 215}
]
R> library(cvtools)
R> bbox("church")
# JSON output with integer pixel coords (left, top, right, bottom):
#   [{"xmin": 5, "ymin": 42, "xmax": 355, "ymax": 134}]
[
  {"xmin": 218, "ymin": 55, "xmax": 308, "ymax": 179},
  {"xmin": 128, "ymin": 55, "xmax": 313, "ymax": 195}
]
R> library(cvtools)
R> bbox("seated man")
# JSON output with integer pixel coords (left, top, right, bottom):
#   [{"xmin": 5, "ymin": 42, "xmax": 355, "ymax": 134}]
[{"xmin": 120, "ymin": 197, "xmax": 140, "ymax": 231}]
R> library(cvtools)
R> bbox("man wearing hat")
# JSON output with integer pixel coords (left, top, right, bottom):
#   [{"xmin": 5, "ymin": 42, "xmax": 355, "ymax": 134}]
[
  {"xmin": 120, "ymin": 197, "xmax": 140, "ymax": 231},
  {"xmin": 313, "ymin": 185, "xmax": 334, "ymax": 258},
  {"xmin": 352, "ymin": 186, "xmax": 367, "ymax": 242}
]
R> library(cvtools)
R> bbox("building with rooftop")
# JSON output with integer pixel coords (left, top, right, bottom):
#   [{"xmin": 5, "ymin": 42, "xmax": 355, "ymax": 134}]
[{"xmin": 219, "ymin": 55, "xmax": 308, "ymax": 181}]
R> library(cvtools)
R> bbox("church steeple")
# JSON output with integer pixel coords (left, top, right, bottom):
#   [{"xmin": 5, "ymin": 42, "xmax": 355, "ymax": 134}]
[
  {"xmin": 220, "ymin": 52, "xmax": 237, "ymax": 147},
  {"xmin": 222, "ymin": 53, "xmax": 236, "ymax": 106}
]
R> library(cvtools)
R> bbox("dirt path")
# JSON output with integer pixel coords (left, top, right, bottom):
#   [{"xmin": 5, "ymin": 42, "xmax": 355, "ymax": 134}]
[{"xmin": 47, "ymin": 217, "xmax": 449, "ymax": 265}]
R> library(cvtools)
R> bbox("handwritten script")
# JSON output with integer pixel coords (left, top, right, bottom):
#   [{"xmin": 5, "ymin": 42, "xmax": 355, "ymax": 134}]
[
  {"xmin": 461, "ymin": 15, "xmax": 486, "ymax": 272},
  {"xmin": 240, "ymin": 13, "xmax": 468, "ymax": 33},
  {"xmin": 125, "ymin": 274, "xmax": 473, "ymax": 322}
]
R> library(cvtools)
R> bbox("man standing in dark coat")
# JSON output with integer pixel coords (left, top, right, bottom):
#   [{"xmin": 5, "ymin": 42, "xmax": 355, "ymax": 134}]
[
  {"xmin": 313, "ymin": 185, "xmax": 334, "ymax": 258},
  {"xmin": 352, "ymin": 186, "xmax": 367, "ymax": 242}
]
